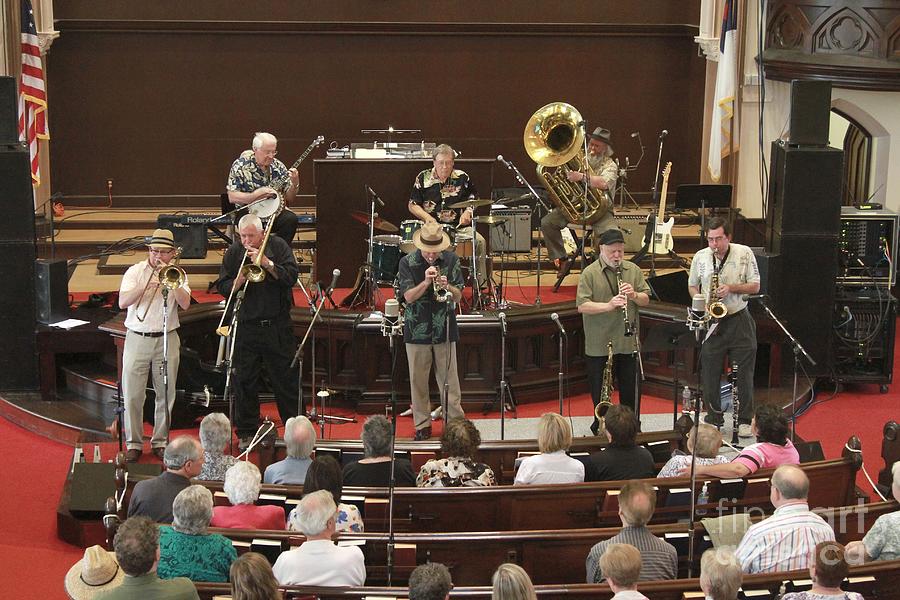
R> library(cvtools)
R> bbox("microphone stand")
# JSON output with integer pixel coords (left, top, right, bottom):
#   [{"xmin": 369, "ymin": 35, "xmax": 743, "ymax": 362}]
[
  {"xmin": 160, "ymin": 288, "xmax": 172, "ymax": 444},
  {"xmin": 441, "ymin": 294, "xmax": 453, "ymax": 428},
  {"xmin": 222, "ymin": 283, "xmax": 248, "ymax": 454},
  {"xmin": 631, "ymin": 131, "xmax": 667, "ymax": 277},
  {"xmin": 498, "ymin": 313, "xmax": 512, "ymax": 439},
  {"xmin": 382, "ymin": 307, "xmax": 402, "ymax": 585},
  {"xmin": 556, "ymin": 326, "xmax": 566, "ymax": 415},
  {"xmin": 498, "ymin": 156, "xmax": 551, "ymax": 307},
  {"xmin": 291, "ymin": 286, "xmax": 327, "ymax": 416},
  {"xmin": 685, "ymin": 316, "xmax": 709, "ymax": 577},
  {"xmin": 755, "ymin": 297, "xmax": 816, "ymax": 442}
]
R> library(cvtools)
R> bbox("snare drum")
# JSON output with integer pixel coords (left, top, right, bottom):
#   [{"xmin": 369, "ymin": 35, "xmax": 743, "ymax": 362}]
[
  {"xmin": 400, "ymin": 219, "xmax": 423, "ymax": 254},
  {"xmin": 454, "ymin": 232, "xmax": 474, "ymax": 258},
  {"xmin": 371, "ymin": 235, "xmax": 401, "ymax": 284}
]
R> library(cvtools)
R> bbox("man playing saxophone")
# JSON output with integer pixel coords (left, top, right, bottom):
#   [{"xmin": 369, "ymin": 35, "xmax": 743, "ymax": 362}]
[
  {"xmin": 541, "ymin": 126, "xmax": 619, "ymax": 276},
  {"xmin": 576, "ymin": 229, "xmax": 650, "ymax": 435},
  {"xmin": 118, "ymin": 229, "xmax": 192, "ymax": 462},
  {"xmin": 687, "ymin": 217, "xmax": 760, "ymax": 437}
]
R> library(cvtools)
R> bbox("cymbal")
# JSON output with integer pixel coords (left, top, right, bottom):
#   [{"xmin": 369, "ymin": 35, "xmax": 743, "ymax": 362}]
[
  {"xmin": 349, "ymin": 210, "xmax": 398, "ymax": 233},
  {"xmin": 476, "ymin": 215, "xmax": 509, "ymax": 225},
  {"xmin": 447, "ymin": 198, "xmax": 494, "ymax": 210}
]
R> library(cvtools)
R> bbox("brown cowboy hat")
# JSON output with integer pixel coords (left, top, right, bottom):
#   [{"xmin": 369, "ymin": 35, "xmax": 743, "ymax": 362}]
[{"xmin": 412, "ymin": 221, "xmax": 451, "ymax": 253}]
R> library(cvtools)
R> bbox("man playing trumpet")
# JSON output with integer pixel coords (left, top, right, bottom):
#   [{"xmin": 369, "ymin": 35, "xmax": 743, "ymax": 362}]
[
  {"xmin": 118, "ymin": 229, "xmax": 192, "ymax": 462},
  {"xmin": 576, "ymin": 229, "xmax": 650, "ymax": 434}
]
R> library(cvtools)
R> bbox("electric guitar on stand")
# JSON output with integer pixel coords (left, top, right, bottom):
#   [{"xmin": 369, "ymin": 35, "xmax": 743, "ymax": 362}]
[{"xmin": 642, "ymin": 162, "xmax": 673, "ymax": 254}]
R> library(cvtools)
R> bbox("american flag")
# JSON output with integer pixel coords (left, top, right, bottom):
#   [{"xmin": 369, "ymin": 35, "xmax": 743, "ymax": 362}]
[
  {"xmin": 18, "ymin": 0, "xmax": 49, "ymax": 187},
  {"xmin": 707, "ymin": 0, "xmax": 737, "ymax": 182}
]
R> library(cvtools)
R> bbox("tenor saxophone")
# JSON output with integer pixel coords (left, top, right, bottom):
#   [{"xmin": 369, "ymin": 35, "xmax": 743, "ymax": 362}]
[{"xmin": 594, "ymin": 341, "xmax": 614, "ymax": 432}]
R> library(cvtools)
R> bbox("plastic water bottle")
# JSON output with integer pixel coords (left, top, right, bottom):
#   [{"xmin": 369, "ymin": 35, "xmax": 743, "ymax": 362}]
[
  {"xmin": 682, "ymin": 386, "xmax": 692, "ymax": 413},
  {"xmin": 697, "ymin": 481, "xmax": 710, "ymax": 516}
]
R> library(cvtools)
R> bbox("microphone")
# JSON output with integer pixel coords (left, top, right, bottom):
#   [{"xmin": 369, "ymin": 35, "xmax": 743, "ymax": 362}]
[
  {"xmin": 382, "ymin": 298, "xmax": 401, "ymax": 340},
  {"xmin": 740, "ymin": 293, "xmax": 769, "ymax": 301},
  {"xmin": 659, "ymin": 129, "xmax": 669, "ymax": 138},
  {"xmin": 498, "ymin": 312, "xmax": 507, "ymax": 336},
  {"xmin": 687, "ymin": 294, "xmax": 708, "ymax": 338},
  {"xmin": 630, "ymin": 132, "xmax": 639, "ymax": 138},
  {"xmin": 366, "ymin": 185, "xmax": 385, "ymax": 207},
  {"xmin": 550, "ymin": 312, "xmax": 566, "ymax": 335},
  {"xmin": 326, "ymin": 268, "xmax": 341, "ymax": 295}
]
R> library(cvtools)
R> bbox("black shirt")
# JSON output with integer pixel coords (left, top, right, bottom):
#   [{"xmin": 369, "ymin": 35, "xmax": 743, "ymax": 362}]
[
  {"xmin": 585, "ymin": 445, "xmax": 656, "ymax": 482},
  {"xmin": 342, "ymin": 458, "xmax": 417, "ymax": 487},
  {"xmin": 217, "ymin": 235, "xmax": 299, "ymax": 322},
  {"xmin": 397, "ymin": 250, "xmax": 464, "ymax": 345}
]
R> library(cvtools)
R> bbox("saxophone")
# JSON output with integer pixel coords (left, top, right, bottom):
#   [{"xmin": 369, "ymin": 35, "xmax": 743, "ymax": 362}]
[
  {"xmin": 594, "ymin": 341, "xmax": 615, "ymax": 431},
  {"xmin": 707, "ymin": 270, "xmax": 728, "ymax": 320}
]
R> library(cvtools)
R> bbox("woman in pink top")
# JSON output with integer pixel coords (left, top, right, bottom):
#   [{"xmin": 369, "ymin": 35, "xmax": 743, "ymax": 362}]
[
  {"xmin": 679, "ymin": 404, "xmax": 799, "ymax": 478},
  {"xmin": 210, "ymin": 461, "xmax": 286, "ymax": 530}
]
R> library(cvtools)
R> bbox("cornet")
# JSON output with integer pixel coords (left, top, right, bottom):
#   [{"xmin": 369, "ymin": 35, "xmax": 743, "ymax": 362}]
[{"xmin": 432, "ymin": 269, "xmax": 450, "ymax": 303}]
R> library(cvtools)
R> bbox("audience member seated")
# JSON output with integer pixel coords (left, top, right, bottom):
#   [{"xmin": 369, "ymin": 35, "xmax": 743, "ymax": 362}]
[
  {"xmin": 417, "ymin": 417, "xmax": 497, "ymax": 487},
  {"xmin": 229, "ymin": 552, "xmax": 282, "ymax": 600},
  {"xmin": 585, "ymin": 405, "xmax": 655, "ymax": 482},
  {"xmin": 197, "ymin": 413, "xmax": 237, "ymax": 481},
  {"xmin": 657, "ymin": 423, "xmax": 728, "ymax": 478},
  {"xmin": 99, "ymin": 516, "xmax": 199, "ymax": 600},
  {"xmin": 157, "ymin": 485, "xmax": 237, "ymax": 583},
  {"xmin": 781, "ymin": 541, "xmax": 864, "ymax": 600},
  {"xmin": 342, "ymin": 414, "xmax": 417, "ymax": 487},
  {"xmin": 211, "ymin": 461, "xmax": 285, "ymax": 530},
  {"xmin": 128, "ymin": 436, "xmax": 205, "ymax": 524},
  {"xmin": 65, "ymin": 545, "xmax": 125, "ymax": 599},
  {"xmin": 288, "ymin": 456, "xmax": 364, "ymax": 533},
  {"xmin": 264, "ymin": 416, "xmax": 315, "ymax": 485},
  {"xmin": 735, "ymin": 465, "xmax": 835, "ymax": 574},
  {"xmin": 699, "ymin": 548, "xmax": 742, "ymax": 600},
  {"xmin": 847, "ymin": 460, "xmax": 900, "ymax": 562},
  {"xmin": 680, "ymin": 404, "xmax": 799, "ymax": 479},
  {"xmin": 273, "ymin": 490, "xmax": 366, "ymax": 586},
  {"xmin": 514, "ymin": 412, "xmax": 584, "ymax": 485},
  {"xmin": 599, "ymin": 543, "xmax": 649, "ymax": 600},
  {"xmin": 409, "ymin": 562, "xmax": 453, "ymax": 600},
  {"xmin": 586, "ymin": 480, "xmax": 678, "ymax": 583},
  {"xmin": 492, "ymin": 563, "xmax": 537, "ymax": 600}
]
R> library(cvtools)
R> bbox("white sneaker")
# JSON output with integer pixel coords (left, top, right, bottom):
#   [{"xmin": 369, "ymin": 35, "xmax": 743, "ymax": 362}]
[
  {"xmin": 400, "ymin": 408, "xmax": 413, "ymax": 417},
  {"xmin": 738, "ymin": 424, "xmax": 753, "ymax": 438},
  {"xmin": 430, "ymin": 406, "xmax": 443, "ymax": 421}
]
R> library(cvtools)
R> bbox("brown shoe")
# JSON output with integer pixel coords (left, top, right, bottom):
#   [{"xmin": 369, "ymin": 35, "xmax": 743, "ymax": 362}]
[
  {"xmin": 151, "ymin": 447, "xmax": 166, "ymax": 461},
  {"xmin": 125, "ymin": 449, "xmax": 142, "ymax": 463},
  {"xmin": 414, "ymin": 427, "xmax": 432, "ymax": 441}
]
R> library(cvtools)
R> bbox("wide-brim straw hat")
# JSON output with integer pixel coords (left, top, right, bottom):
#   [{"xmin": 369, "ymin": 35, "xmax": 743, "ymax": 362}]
[
  {"xmin": 412, "ymin": 221, "xmax": 451, "ymax": 253},
  {"xmin": 64, "ymin": 545, "xmax": 125, "ymax": 600},
  {"xmin": 147, "ymin": 228, "xmax": 175, "ymax": 250}
]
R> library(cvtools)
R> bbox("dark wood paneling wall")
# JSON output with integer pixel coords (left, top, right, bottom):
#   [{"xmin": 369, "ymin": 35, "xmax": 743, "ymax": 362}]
[{"xmin": 48, "ymin": 2, "xmax": 705, "ymax": 203}]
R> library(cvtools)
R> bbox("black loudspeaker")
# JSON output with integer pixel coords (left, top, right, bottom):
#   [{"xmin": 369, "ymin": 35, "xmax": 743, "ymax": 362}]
[
  {"xmin": 69, "ymin": 462, "xmax": 162, "ymax": 516},
  {"xmin": 0, "ymin": 76, "xmax": 17, "ymax": 145},
  {"xmin": 489, "ymin": 207, "xmax": 531, "ymax": 253},
  {"xmin": 0, "ymin": 242, "xmax": 38, "ymax": 389},
  {"xmin": 788, "ymin": 80, "xmax": 831, "ymax": 146},
  {"xmin": 156, "ymin": 214, "xmax": 208, "ymax": 259},
  {"xmin": 750, "ymin": 248, "xmax": 781, "ymax": 300},
  {"xmin": 769, "ymin": 233, "xmax": 838, "ymax": 375},
  {"xmin": 767, "ymin": 142, "xmax": 843, "ymax": 237},
  {"xmin": 0, "ymin": 148, "xmax": 34, "ymax": 242},
  {"xmin": 35, "ymin": 258, "xmax": 69, "ymax": 324}
]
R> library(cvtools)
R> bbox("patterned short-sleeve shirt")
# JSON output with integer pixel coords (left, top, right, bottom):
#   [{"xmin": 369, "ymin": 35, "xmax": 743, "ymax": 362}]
[
  {"xmin": 416, "ymin": 457, "xmax": 497, "ymax": 487},
  {"xmin": 862, "ymin": 510, "xmax": 900, "ymax": 561},
  {"xmin": 397, "ymin": 250, "xmax": 464, "ymax": 345},
  {"xmin": 226, "ymin": 150, "xmax": 290, "ymax": 194},
  {"xmin": 409, "ymin": 168, "xmax": 477, "ymax": 225}
]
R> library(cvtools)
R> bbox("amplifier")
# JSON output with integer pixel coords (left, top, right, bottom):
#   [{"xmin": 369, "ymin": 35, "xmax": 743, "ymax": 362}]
[
  {"xmin": 489, "ymin": 206, "xmax": 531, "ymax": 253},
  {"xmin": 616, "ymin": 215, "xmax": 648, "ymax": 253},
  {"xmin": 156, "ymin": 214, "xmax": 215, "ymax": 259},
  {"xmin": 838, "ymin": 207, "xmax": 898, "ymax": 287}
]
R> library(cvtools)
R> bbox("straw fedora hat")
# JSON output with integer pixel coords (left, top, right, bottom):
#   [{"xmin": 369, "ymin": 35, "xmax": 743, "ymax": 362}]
[
  {"xmin": 412, "ymin": 221, "xmax": 451, "ymax": 253},
  {"xmin": 147, "ymin": 228, "xmax": 175, "ymax": 250},
  {"xmin": 64, "ymin": 545, "xmax": 124, "ymax": 600}
]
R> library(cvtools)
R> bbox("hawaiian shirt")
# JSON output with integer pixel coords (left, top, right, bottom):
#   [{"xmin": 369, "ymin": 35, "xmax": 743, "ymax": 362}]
[
  {"xmin": 409, "ymin": 168, "xmax": 478, "ymax": 225},
  {"xmin": 397, "ymin": 250, "xmax": 464, "ymax": 345},
  {"xmin": 416, "ymin": 457, "xmax": 497, "ymax": 487},
  {"xmin": 197, "ymin": 451, "xmax": 237, "ymax": 482},
  {"xmin": 226, "ymin": 150, "xmax": 290, "ymax": 194}
]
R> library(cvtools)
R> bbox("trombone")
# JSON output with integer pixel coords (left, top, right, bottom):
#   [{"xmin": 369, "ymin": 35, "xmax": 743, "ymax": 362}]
[{"xmin": 135, "ymin": 248, "xmax": 186, "ymax": 322}]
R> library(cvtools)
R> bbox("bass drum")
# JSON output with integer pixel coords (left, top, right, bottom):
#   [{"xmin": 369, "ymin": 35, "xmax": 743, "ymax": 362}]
[
  {"xmin": 400, "ymin": 219, "xmax": 423, "ymax": 254},
  {"xmin": 372, "ymin": 235, "xmax": 401, "ymax": 284}
]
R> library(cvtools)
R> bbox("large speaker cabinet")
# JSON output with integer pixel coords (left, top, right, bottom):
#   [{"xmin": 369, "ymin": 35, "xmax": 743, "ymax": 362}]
[
  {"xmin": 0, "ymin": 148, "xmax": 34, "ymax": 242},
  {"xmin": 0, "ymin": 242, "xmax": 38, "ymax": 389}
]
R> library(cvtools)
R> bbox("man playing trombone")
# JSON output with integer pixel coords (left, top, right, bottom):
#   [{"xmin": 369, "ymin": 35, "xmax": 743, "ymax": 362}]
[
  {"xmin": 118, "ymin": 229, "xmax": 192, "ymax": 462},
  {"xmin": 218, "ymin": 214, "xmax": 300, "ymax": 448}
]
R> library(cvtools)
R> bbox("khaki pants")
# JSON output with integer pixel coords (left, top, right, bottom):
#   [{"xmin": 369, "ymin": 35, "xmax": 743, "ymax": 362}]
[
  {"xmin": 454, "ymin": 225, "xmax": 487, "ymax": 287},
  {"xmin": 405, "ymin": 342, "xmax": 465, "ymax": 431},
  {"xmin": 121, "ymin": 330, "xmax": 180, "ymax": 450}
]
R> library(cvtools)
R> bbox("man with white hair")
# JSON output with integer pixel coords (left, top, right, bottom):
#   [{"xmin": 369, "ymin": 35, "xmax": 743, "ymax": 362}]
[
  {"xmin": 218, "ymin": 213, "xmax": 300, "ymax": 448},
  {"xmin": 227, "ymin": 131, "xmax": 300, "ymax": 243},
  {"xmin": 128, "ymin": 436, "xmax": 205, "ymax": 524},
  {"xmin": 264, "ymin": 415, "xmax": 315, "ymax": 484},
  {"xmin": 272, "ymin": 490, "xmax": 366, "ymax": 586}
]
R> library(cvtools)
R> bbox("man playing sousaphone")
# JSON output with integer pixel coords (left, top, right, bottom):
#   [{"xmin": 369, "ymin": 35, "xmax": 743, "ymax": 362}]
[
  {"xmin": 541, "ymin": 126, "xmax": 619, "ymax": 276},
  {"xmin": 227, "ymin": 132, "xmax": 300, "ymax": 243},
  {"xmin": 409, "ymin": 144, "xmax": 487, "ymax": 289},
  {"xmin": 118, "ymin": 229, "xmax": 192, "ymax": 462}
]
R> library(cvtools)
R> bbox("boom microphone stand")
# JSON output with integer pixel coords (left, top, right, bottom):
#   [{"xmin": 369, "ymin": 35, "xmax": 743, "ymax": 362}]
[
  {"xmin": 380, "ymin": 299, "xmax": 403, "ymax": 585},
  {"xmin": 221, "ymin": 283, "xmax": 248, "ymax": 454},
  {"xmin": 630, "ymin": 130, "xmax": 668, "ymax": 276}
]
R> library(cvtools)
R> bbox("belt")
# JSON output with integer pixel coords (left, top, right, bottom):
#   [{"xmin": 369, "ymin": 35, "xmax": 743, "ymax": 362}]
[
  {"xmin": 717, "ymin": 307, "xmax": 747, "ymax": 323},
  {"xmin": 242, "ymin": 318, "xmax": 282, "ymax": 327},
  {"xmin": 130, "ymin": 330, "xmax": 175, "ymax": 338}
]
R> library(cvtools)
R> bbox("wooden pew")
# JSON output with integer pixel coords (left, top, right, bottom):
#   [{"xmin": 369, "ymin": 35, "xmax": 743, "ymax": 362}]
[
  {"xmin": 111, "ymin": 437, "xmax": 864, "ymax": 533},
  {"xmin": 192, "ymin": 559, "xmax": 900, "ymax": 600},
  {"xmin": 878, "ymin": 420, "xmax": 898, "ymax": 497}
]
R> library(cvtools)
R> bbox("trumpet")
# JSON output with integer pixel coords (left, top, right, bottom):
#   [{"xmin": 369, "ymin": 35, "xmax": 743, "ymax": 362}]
[
  {"xmin": 615, "ymin": 263, "xmax": 634, "ymax": 337},
  {"xmin": 136, "ymin": 248, "xmax": 185, "ymax": 322},
  {"xmin": 432, "ymin": 269, "xmax": 450, "ymax": 303}
]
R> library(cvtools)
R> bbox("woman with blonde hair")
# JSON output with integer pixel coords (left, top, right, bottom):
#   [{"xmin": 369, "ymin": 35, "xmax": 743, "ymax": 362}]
[
  {"xmin": 492, "ymin": 563, "xmax": 537, "ymax": 600},
  {"xmin": 230, "ymin": 552, "xmax": 282, "ymax": 600},
  {"xmin": 699, "ymin": 549, "xmax": 742, "ymax": 600},
  {"xmin": 514, "ymin": 413, "xmax": 584, "ymax": 485},
  {"xmin": 657, "ymin": 423, "xmax": 728, "ymax": 478}
]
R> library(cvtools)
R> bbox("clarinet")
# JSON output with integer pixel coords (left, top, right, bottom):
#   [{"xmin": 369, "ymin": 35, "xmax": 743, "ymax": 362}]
[
  {"xmin": 615, "ymin": 264, "xmax": 634, "ymax": 337},
  {"xmin": 730, "ymin": 362, "xmax": 739, "ymax": 445}
]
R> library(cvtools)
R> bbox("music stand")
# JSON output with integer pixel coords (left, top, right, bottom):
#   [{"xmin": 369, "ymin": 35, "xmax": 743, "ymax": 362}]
[
  {"xmin": 647, "ymin": 270, "xmax": 692, "ymax": 308},
  {"xmin": 641, "ymin": 319, "xmax": 698, "ymax": 428},
  {"xmin": 674, "ymin": 184, "xmax": 732, "ymax": 244}
]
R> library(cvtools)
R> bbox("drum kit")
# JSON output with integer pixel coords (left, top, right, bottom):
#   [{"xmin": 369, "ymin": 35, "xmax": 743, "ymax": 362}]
[{"xmin": 344, "ymin": 199, "xmax": 510, "ymax": 309}]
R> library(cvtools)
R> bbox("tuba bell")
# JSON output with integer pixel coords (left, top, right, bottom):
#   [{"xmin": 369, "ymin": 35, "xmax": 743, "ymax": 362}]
[{"xmin": 524, "ymin": 102, "xmax": 610, "ymax": 225}]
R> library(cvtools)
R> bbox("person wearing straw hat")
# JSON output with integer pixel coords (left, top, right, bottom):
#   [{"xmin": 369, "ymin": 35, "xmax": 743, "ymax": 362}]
[
  {"xmin": 540, "ymin": 126, "xmax": 619, "ymax": 276},
  {"xmin": 64, "ymin": 545, "xmax": 125, "ymax": 599},
  {"xmin": 118, "ymin": 228, "xmax": 192, "ymax": 463},
  {"xmin": 396, "ymin": 221, "xmax": 466, "ymax": 440}
]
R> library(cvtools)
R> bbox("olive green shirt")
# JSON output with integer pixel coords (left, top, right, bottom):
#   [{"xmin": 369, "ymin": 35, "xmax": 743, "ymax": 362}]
[{"xmin": 576, "ymin": 259, "xmax": 650, "ymax": 356}]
